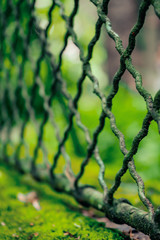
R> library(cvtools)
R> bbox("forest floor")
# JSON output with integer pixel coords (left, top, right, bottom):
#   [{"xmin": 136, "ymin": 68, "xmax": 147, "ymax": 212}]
[{"xmin": 0, "ymin": 163, "xmax": 131, "ymax": 240}]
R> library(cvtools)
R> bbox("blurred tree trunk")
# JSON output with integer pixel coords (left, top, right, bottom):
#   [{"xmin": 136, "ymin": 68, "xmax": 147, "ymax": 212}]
[
  {"xmin": 105, "ymin": 0, "xmax": 160, "ymax": 92},
  {"xmin": 142, "ymin": 8, "xmax": 160, "ymax": 92},
  {"xmin": 106, "ymin": 0, "xmax": 137, "ymax": 85}
]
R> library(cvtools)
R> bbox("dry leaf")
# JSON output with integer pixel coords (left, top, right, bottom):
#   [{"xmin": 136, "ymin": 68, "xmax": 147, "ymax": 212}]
[
  {"xmin": 17, "ymin": 191, "xmax": 41, "ymax": 210},
  {"xmin": 34, "ymin": 232, "xmax": 39, "ymax": 237},
  {"xmin": 64, "ymin": 231, "xmax": 75, "ymax": 237},
  {"xmin": 32, "ymin": 200, "xmax": 41, "ymax": 210},
  {"xmin": 12, "ymin": 233, "xmax": 19, "ymax": 238}
]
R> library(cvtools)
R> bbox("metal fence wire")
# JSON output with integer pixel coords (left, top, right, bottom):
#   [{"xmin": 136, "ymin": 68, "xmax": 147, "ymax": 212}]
[{"xmin": 0, "ymin": 0, "xmax": 160, "ymax": 239}]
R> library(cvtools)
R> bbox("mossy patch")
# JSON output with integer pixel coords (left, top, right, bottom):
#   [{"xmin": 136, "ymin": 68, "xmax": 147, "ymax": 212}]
[{"xmin": 0, "ymin": 163, "xmax": 129, "ymax": 240}]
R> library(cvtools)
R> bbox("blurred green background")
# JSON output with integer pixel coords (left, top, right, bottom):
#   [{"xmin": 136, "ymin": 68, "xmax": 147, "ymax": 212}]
[{"xmin": 0, "ymin": 0, "xmax": 160, "ymax": 212}]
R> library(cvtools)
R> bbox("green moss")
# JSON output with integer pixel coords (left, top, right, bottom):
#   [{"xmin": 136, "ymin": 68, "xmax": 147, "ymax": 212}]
[{"xmin": 0, "ymin": 163, "xmax": 129, "ymax": 240}]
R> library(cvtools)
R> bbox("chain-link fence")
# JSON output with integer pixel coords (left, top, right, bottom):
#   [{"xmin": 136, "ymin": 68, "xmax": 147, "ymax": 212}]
[{"xmin": 0, "ymin": 0, "xmax": 160, "ymax": 239}]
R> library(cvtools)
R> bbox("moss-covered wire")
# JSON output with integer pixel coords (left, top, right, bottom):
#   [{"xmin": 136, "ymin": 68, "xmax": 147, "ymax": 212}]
[{"xmin": 0, "ymin": 0, "xmax": 160, "ymax": 237}]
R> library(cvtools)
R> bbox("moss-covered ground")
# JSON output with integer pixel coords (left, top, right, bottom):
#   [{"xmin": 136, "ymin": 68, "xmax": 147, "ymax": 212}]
[{"xmin": 0, "ymin": 163, "xmax": 130, "ymax": 240}]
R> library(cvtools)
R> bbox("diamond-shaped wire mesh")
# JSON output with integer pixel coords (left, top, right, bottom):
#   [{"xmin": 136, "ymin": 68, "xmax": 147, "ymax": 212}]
[{"xmin": 0, "ymin": 0, "xmax": 160, "ymax": 238}]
